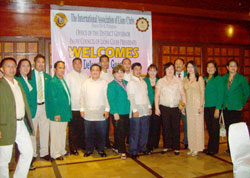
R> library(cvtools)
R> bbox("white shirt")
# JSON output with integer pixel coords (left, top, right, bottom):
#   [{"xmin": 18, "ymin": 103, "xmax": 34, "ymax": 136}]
[
  {"xmin": 124, "ymin": 72, "xmax": 132, "ymax": 82},
  {"xmin": 127, "ymin": 76, "xmax": 151, "ymax": 117},
  {"xmin": 80, "ymin": 78, "xmax": 110, "ymax": 121},
  {"xmin": 156, "ymin": 76, "xmax": 183, "ymax": 107},
  {"xmin": 5, "ymin": 77, "xmax": 25, "ymax": 119},
  {"xmin": 100, "ymin": 71, "xmax": 113, "ymax": 83},
  {"xmin": 65, "ymin": 70, "xmax": 89, "ymax": 110},
  {"xmin": 175, "ymin": 71, "xmax": 185, "ymax": 80},
  {"xmin": 22, "ymin": 75, "xmax": 33, "ymax": 91},
  {"xmin": 35, "ymin": 69, "xmax": 45, "ymax": 103},
  {"xmin": 61, "ymin": 79, "xmax": 71, "ymax": 105}
]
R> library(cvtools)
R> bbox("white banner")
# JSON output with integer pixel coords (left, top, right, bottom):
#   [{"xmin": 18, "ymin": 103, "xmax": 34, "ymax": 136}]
[{"xmin": 51, "ymin": 6, "xmax": 152, "ymax": 74}]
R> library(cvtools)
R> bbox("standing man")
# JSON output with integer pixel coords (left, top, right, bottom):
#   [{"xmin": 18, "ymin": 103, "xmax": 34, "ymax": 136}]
[
  {"xmin": 0, "ymin": 57, "xmax": 34, "ymax": 178},
  {"xmin": 48, "ymin": 61, "xmax": 72, "ymax": 160},
  {"xmin": 30, "ymin": 54, "xmax": 51, "ymax": 161},
  {"xmin": 99, "ymin": 55, "xmax": 113, "ymax": 148},
  {"xmin": 122, "ymin": 58, "xmax": 132, "ymax": 82},
  {"xmin": 65, "ymin": 58, "xmax": 89, "ymax": 155},
  {"xmin": 174, "ymin": 57, "xmax": 188, "ymax": 149},
  {"xmin": 127, "ymin": 63, "xmax": 152, "ymax": 158},
  {"xmin": 80, "ymin": 64, "xmax": 110, "ymax": 157}
]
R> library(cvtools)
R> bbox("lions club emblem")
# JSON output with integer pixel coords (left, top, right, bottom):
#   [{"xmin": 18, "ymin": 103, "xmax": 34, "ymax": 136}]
[
  {"xmin": 54, "ymin": 13, "xmax": 68, "ymax": 28},
  {"xmin": 136, "ymin": 17, "xmax": 149, "ymax": 32}
]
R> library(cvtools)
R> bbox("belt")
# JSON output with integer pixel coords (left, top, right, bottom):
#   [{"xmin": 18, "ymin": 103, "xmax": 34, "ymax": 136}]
[
  {"xmin": 17, "ymin": 117, "xmax": 25, "ymax": 121},
  {"xmin": 37, "ymin": 102, "xmax": 45, "ymax": 105}
]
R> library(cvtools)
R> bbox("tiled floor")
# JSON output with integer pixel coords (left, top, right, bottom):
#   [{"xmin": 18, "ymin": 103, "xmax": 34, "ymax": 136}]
[{"xmin": 9, "ymin": 133, "xmax": 234, "ymax": 178}]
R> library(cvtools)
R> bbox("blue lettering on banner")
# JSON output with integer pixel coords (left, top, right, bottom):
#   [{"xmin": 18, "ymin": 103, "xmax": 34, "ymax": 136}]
[
  {"xmin": 111, "ymin": 59, "xmax": 121, "ymax": 69},
  {"xmin": 83, "ymin": 59, "xmax": 99, "ymax": 69}
]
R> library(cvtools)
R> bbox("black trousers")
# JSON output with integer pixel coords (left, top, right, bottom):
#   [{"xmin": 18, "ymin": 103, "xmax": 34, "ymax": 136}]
[
  {"xmin": 223, "ymin": 109, "xmax": 242, "ymax": 150},
  {"xmin": 68, "ymin": 111, "xmax": 85, "ymax": 152},
  {"xmin": 204, "ymin": 107, "xmax": 220, "ymax": 153},
  {"xmin": 147, "ymin": 104, "xmax": 161, "ymax": 151},
  {"xmin": 105, "ymin": 117, "xmax": 111, "ymax": 147},
  {"xmin": 111, "ymin": 114, "xmax": 129, "ymax": 153},
  {"xmin": 160, "ymin": 105, "xmax": 181, "ymax": 150}
]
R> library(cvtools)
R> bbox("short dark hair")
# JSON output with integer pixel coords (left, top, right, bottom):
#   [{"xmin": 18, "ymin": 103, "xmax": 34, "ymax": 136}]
[
  {"xmin": 16, "ymin": 59, "xmax": 32, "ymax": 80},
  {"xmin": 54, "ymin": 61, "xmax": 65, "ymax": 68},
  {"xmin": 90, "ymin": 64, "xmax": 102, "ymax": 71},
  {"xmin": 163, "ymin": 62, "xmax": 175, "ymax": 75},
  {"xmin": 174, "ymin": 57, "xmax": 185, "ymax": 64},
  {"xmin": 206, "ymin": 60, "xmax": 218, "ymax": 78},
  {"xmin": 146, "ymin": 64, "xmax": 159, "ymax": 78},
  {"xmin": 99, "ymin": 55, "xmax": 109, "ymax": 62},
  {"xmin": 122, "ymin": 58, "xmax": 131, "ymax": 64},
  {"xmin": 0, "ymin": 57, "xmax": 17, "ymax": 67},
  {"xmin": 131, "ymin": 62, "xmax": 142, "ymax": 70},
  {"xmin": 226, "ymin": 58, "xmax": 238, "ymax": 67},
  {"xmin": 112, "ymin": 64, "xmax": 125, "ymax": 74},
  {"xmin": 34, "ymin": 54, "xmax": 45, "ymax": 63},
  {"xmin": 186, "ymin": 60, "xmax": 199, "ymax": 81},
  {"xmin": 72, "ymin": 57, "xmax": 82, "ymax": 64}
]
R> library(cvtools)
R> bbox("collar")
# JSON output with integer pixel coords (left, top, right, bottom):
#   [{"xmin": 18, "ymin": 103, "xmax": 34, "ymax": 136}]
[
  {"xmin": 4, "ymin": 77, "xmax": 18, "ymax": 86},
  {"xmin": 132, "ymin": 75, "xmax": 141, "ymax": 81}
]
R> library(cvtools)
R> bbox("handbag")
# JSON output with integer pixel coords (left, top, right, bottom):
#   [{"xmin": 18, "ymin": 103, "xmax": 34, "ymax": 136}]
[{"xmin": 219, "ymin": 110, "xmax": 226, "ymax": 139}]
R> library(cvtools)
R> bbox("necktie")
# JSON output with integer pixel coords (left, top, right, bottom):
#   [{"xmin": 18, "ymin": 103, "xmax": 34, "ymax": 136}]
[
  {"xmin": 178, "ymin": 73, "xmax": 181, "ymax": 78},
  {"xmin": 37, "ymin": 72, "xmax": 43, "ymax": 101}
]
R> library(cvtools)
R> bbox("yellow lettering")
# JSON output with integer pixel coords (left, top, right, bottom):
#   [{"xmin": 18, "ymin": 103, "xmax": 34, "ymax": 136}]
[{"xmin": 68, "ymin": 46, "xmax": 81, "ymax": 58}]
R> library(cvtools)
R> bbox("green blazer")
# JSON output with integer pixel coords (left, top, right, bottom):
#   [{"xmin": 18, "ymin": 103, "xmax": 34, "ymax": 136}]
[
  {"xmin": 47, "ymin": 75, "xmax": 72, "ymax": 122},
  {"xmin": 204, "ymin": 75, "xmax": 224, "ymax": 109},
  {"xmin": 0, "ymin": 78, "xmax": 34, "ymax": 146},
  {"xmin": 107, "ymin": 80, "xmax": 130, "ymax": 115},
  {"xmin": 30, "ymin": 70, "xmax": 51, "ymax": 118},
  {"xmin": 144, "ymin": 78, "xmax": 159, "ymax": 106},
  {"xmin": 222, "ymin": 73, "xmax": 250, "ymax": 110},
  {"xmin": 15, "ymin": 76, "xmax": 36, "ymax": 117}
]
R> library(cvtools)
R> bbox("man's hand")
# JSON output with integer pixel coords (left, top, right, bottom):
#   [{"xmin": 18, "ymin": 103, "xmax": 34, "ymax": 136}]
[
  {"xmin": 114, "ymin": 113, "xmax": 120, "ymax": 121},
  {"xmin": 133, "ymin": 111, "xmax": 139, "ymax": 118},
  {"xmin": 0, "ymin": 131, "xmax": 2, "ymax": 139},
  {"xmin": 80, "ymin": 111, "xmax": 85, "ymax": 118},
  {"xmin": 149, "ymin": 109, "xmax": 152, "ymax": 116},
  {"xmin": 103, "ymin": 111, "xmax": 109, "ymax": 119},
  {"xmin": 54, "ymin": 115, "xmax": 61, "ymax": 122}
]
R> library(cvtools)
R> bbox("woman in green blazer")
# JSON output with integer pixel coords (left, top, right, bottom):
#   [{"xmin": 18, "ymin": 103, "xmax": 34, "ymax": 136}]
[
  {"xmin": 223, "ymin": 59, "xmax": 250, "ymax": 153},
  {"xmin": 107, "ymin": 64, "xmax": 130, "ymax": 160},
  {"xmin": 204, "ymin": 60, "xmax": 224, "ymax": 155},
  {"xmin": 144, "ymin": 64, "xmax": 160, "ymax": 154},
  {"xmin": 15, "ymin": 59, "xmax": 36, "ymax": 117}
]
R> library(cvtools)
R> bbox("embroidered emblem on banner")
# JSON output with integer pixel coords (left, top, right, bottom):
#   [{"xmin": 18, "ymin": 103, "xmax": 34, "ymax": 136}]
[
  {"xmin": 136, "ymin": 17, "xmax": 149, "ymax": 32},
  {"xmin": 54, "ymin": 13, "xmax": 68, "ymax": 28}
]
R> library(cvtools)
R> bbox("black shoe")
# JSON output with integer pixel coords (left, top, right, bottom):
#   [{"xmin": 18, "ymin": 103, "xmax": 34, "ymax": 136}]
[
  {"xmin": 40, "ymin": 155, "xmax": 51, "ymax": 161},
  {"xmin": 29, "ymin": 164, "xmax": 36, "ymax": 170},
  {"xmin": 203, "ymin": 149, "xmax": 208, "ymax": 154},
  {"xmin": 70, "ymin": 150, "xmax": 79, "ymax": 156},
  {"xmin": 130, "ymin": 154, "xmax": 139, "ymax": 159},
  {"xmin": 184, "ymin": 144, "xmax": 188, "ymax": 149},
  {"xmin": 206, "ymin": 152, "xmax": 216, "ymax": 156},
  {"xmin": 84, "ymin": 152, "xmax": 93, "ymax": 157},
  {"xmin": 55, "ymin": 156, "xmax": 64, "ymax": 160},
  {"xmin": 161, "ymin": 149, "xmax": 168, "ymax": 154},
  {"xmin": 224, "ymin": 149, "xmax": 230, "ymax": 154},
  {"xmin": 98, "ymin": 151, "xmax": 107, "ymax": 157},
  {"xmin": 174, "ymin": 151, "xmax": 180, "ymax": 155},
  {"xmin": 63, "ymin": 152, "xmax": 70, "ymax": 157},
  {"xmin": 142, "ymin": 151, "xmax": 151, "ymax": 155},
  {"xmin": 105, "ymin": 144, "xmax": 112, "ymax": 149}
]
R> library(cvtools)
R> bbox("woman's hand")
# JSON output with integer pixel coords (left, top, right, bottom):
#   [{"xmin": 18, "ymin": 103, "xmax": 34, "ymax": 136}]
[
  {"xmin": 155, "ymin": 108, "xmax": 161, "ymax": 116},
  {"xmin": 114, "ymin": 113, "xmax": 120, "ymax": 121},
  {"xmin": 54, "ymin": 115, "xmax": 61, "ymax": 122},
  {"xmin": 214, "ymin": 109, "xmax": 220, "ymax": 119}
]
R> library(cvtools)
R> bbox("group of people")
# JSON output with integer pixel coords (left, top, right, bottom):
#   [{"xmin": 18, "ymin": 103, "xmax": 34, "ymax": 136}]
[{"xmin": 0, "ymin": 54, "xmax": 249, "ymax": 178}]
